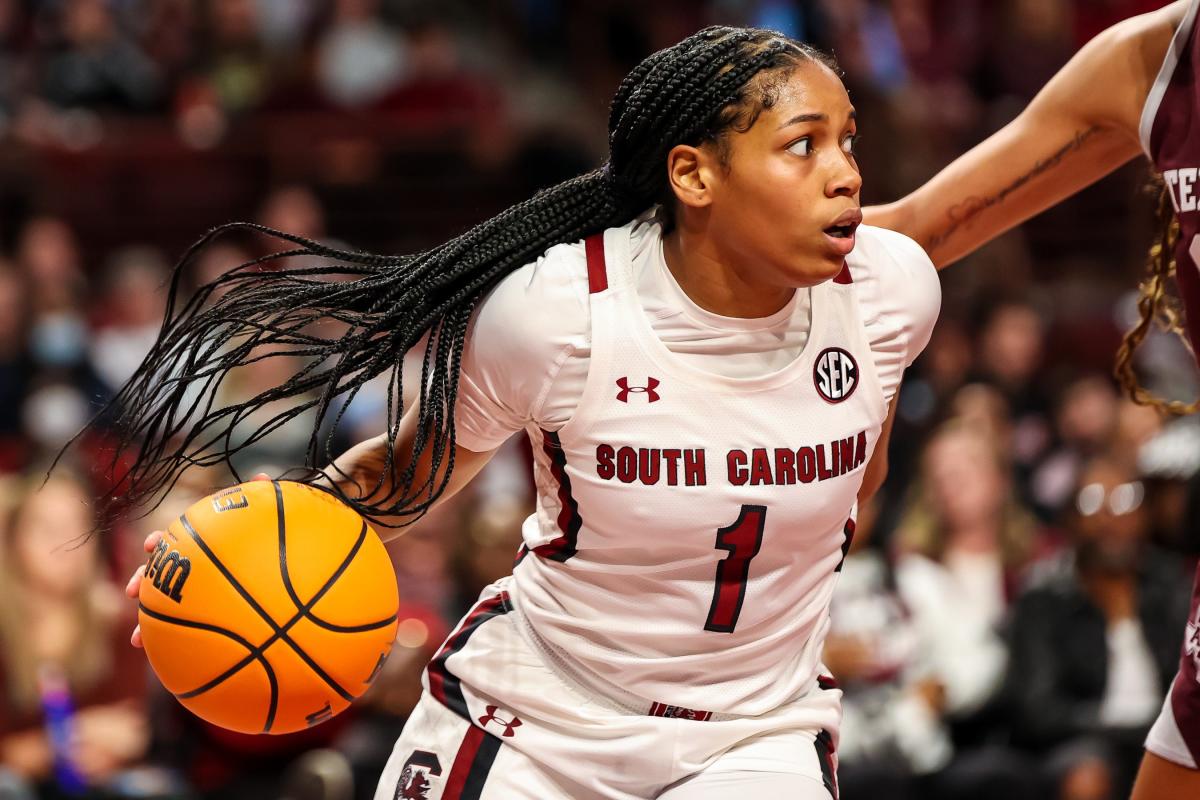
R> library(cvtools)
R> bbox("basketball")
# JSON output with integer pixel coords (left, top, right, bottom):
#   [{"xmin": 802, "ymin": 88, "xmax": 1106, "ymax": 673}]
[{"xmin": 137, "ymin": 480, "xmax": 399, "ymax": 735}]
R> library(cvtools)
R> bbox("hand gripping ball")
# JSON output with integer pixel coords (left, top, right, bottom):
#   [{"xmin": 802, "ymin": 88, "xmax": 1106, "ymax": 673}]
[{"xmin": 138, "ymin": 480, "xmax": 399, "ymax": 734}]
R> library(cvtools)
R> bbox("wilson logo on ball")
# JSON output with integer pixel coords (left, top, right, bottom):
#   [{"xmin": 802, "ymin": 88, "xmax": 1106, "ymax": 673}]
[
  {"xmin": 146, "ymin": 538, "xmax": 191, "ymax": 603},
  {"xmin": 814, "ymin": 347, "xmax": 858, "ymax": 403}
]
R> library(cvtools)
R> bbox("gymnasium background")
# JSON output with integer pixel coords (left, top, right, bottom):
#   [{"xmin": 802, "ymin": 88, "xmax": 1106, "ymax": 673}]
[{"xmin": 1, "ymin": 1, "xmax": 1198, "ymax": 799}]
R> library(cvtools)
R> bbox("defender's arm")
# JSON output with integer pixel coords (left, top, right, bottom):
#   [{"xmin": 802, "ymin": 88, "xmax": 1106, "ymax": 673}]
[{"xmin": 865, "ymin": 1, "xmax": 1185, "ymax": 268}]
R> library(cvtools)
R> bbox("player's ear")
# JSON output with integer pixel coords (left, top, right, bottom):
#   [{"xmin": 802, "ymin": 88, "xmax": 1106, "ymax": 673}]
[{"xmin": 666, "ymin": 144, "xmax": 716, "ymax": 211}]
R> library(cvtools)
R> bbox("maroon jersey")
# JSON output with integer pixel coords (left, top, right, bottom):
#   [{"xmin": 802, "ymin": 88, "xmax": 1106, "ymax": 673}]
[
  {"xmin": 1144, "ymin": 0, "xmax": 1200, "ymax": 361},
  {"xmin": 1143, "ymin": 0, "xmax": 1200, "ymax": 768}
]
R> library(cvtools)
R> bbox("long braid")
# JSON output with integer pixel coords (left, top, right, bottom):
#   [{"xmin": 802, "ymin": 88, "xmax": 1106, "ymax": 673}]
[
  {"xmin": 77, "ymin": 26, "xmax": 833, "ymax": 525},
  {"xmin": 1114, "ymin": 182, "xmax": 1200, "ymax": 415}
]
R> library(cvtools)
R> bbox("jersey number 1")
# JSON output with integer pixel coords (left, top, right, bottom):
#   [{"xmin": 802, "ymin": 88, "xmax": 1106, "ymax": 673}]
[{"xmin": 704, "ymin": 505, "xmax": 767, "ymax": 633}]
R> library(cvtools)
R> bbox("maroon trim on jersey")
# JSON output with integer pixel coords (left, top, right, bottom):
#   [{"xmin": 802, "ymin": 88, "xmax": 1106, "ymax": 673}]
[
  {"xmin": 533, "ymin": 429, "xmax": 582, "ymax": 562},
  {"xmin": 648, "ymin": 701, "xmax": 713, "ymax": 721},
  {"xmin": 817, "ymin": 674, "xmax": 839, "ymax": 691},
  {"xmin": 1169, "ymin": 562, "xmax": 1200, "ymax": 763},
  {"xmin": 814, "ymin": 729, "xmax": 839, "ymax": 800},
  {"xmin": 833, "ymin": 261, "xmax": 853, "ymax": 284},
  {"xmin": 585, "ymin": 233, "xmax": 608, "ymax": 293},
  {"xmin": 835, "ymin": 517, "xmax": 857, "ymax": 573},
  {"xmin": 1147, "ymin": 0, "xmax": 1200, "ymax": 363},
  {"xmin": 427, "ymin": 592, "xmax": 510, "ymax": 722},
  {"xmin": 442, "ymin": 725, "xmax": 501, "ymax": 800}
]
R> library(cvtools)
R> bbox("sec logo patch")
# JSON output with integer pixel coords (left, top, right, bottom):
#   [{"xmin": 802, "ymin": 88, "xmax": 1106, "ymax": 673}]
[{"xmin": 814, "ymin": 347, "xmax": 858, "ymax": 403}]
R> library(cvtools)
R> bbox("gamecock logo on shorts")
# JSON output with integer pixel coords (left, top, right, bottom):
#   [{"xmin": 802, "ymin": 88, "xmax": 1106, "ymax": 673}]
[
  {"xmin": 814, "ymin": 347, "xmax": 858, "ymax": 404},
  {"xmin": 616, "ymin": 376, "xmax": 661, "ymax": 403},
  {"xmin": 395, "ymin": 751, "xmax": 442, "ymax": 800}
]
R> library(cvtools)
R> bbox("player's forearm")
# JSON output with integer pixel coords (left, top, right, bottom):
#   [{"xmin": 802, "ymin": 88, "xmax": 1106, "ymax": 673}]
[
  {"xmin": 319, "ymin": 412, "xmax": 495, "ymax": 537},
  {"xmin": 866, "ymin": 121, "xmax": 1140, "ymax": 268},
  {"xmin": 866, "ymin": 7, "xmax": 1168, "ymax": 267}
]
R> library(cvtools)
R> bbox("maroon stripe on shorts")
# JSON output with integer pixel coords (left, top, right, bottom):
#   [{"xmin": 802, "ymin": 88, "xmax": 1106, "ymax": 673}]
[
  {"xmin": 442, "ymin": 725, "xmax": 502, "ymax": 799},
  {"xmin": 427, "ymin": 593, "xmax": 510, "ymax": 721}
]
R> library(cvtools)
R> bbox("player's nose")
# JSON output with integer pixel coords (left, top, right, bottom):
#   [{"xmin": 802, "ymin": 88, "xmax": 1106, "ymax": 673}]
[{"xmin": 826, "ymin": 154, "xmax": 862, "ymax": 198}]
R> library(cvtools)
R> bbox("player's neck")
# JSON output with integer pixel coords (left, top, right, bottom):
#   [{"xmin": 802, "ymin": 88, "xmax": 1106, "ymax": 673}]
[{"xmin": 661, "ymin": 225, "xmax": 794, "ymax": 320}]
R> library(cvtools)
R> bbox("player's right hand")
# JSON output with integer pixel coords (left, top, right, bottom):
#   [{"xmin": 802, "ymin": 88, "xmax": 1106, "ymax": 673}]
[{"xmin": 126, "ymin": 473, "xmax": 272, "ymax": 648}]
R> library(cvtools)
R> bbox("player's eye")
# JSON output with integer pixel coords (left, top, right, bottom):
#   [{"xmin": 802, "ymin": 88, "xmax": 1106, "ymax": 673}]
[
  {"xmin": 786, "ymin": 137, "xmax": 812, "ymax": 157},
  {"xmin": 842, "ymin": 134, "xmax": 859, "ymax": 155}
]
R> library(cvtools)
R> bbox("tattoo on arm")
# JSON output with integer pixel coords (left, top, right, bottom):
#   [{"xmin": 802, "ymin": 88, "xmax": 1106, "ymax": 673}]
[{"xmin": 926, "ymin": 125, "xmax": 1101, "ymax": 254}]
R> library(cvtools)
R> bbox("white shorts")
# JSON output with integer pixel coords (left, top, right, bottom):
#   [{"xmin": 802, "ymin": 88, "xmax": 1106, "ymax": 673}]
[{"xmin": 374, "ymin": 584, "xmax": 841, "ymax": 800}]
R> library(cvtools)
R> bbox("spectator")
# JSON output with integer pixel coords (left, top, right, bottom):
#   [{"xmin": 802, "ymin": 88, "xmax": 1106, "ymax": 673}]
[
  {"xmin": 39, "ymin": 0, "xmax": 163, "ymax": 112},
  {"xmin": 315, "ymin": 0, "xmax": 409, "ymax": 109},
  {"xmin": 89, "ymin": 245, "xmax": 169, "ymax": 392},
  {"xmin": 0, "ymin": 266, "xmax": 30, "ymax": 453},
  {"xmin": 1007, "ymin": 456, "xmax": 1193, "ymax": 799},
  {"xmin": 970, "ymin": 298, "xmax": 1052, "ymax": 473},
  {"xmin": 894, "ymin": 420, "xmax": 1045, "ymax": 799},
  {"xmin": 826, "ymin": 498, "xmax": 936, "ymax": 800},
  {"xmin": 0, "ymin": 467, "xmax": 150, "ymax": 797},
  {"xmin": 1030, "ymin": 375, "xmax": 1121, "ymax": 518}
]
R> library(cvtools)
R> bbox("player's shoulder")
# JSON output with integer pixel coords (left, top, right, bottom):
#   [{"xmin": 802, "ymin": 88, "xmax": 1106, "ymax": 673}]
[
  {"xmin": 471, "ymin": 237, "xmax": 591, "ymax": 346},
  {"xmin": 846, "ymin": 225, "xmax": 940, "ymax": 310},
  {"xmin": 1093, "ymin": 0, "xmax": 1188, "ymax": 119},
  {"xmin": 483, "ymin": 238, "xmax": 591, "ymax": 312},
  {"xmin": 849, "ymin": 224, "xmax": 936, "ymax": 276}
]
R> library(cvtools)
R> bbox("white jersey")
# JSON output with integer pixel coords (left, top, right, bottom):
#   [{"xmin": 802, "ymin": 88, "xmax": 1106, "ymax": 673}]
[{"xmin": 455, "ymin": 217, "xmax": 940, "ymax": 718}]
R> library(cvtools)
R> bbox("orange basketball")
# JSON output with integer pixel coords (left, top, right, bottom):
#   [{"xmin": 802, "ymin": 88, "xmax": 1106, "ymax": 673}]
[{"xmin": 138, "ymin": 480, "xmax": 399, "ymax": 734}]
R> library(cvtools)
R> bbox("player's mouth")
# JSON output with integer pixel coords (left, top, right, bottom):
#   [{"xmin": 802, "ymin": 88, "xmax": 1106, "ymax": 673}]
[{"xmin": 823, "ymin": 209, "xmax": 861, "ymax": 256}]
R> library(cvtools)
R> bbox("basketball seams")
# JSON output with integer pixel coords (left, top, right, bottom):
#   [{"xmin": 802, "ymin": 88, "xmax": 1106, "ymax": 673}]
[
  {"xmin": 138, "ymin": 602, "xmax": 280, "ymax": 733},
  {"xmin": 273, "ymin": 481, "xmax": 398, "ymax": 634},
  {"xmin": 179, "ymin": 511, "xmax": 359, "ymax": 703}
]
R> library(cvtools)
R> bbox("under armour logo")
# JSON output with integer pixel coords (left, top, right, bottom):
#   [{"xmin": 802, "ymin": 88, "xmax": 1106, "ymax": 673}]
[
  {"xmin": 477, "ymin": 705, "xmax": 523, "ymax": 737},
  {"xmin": 616, "ymin": 376, "xmax": 661, "ymax": 403}
]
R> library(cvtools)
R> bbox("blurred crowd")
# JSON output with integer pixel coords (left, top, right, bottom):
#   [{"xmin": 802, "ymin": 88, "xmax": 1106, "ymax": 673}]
[{"xmin": 2, "ymin": 0, "xmax": 1199, "ymax": 799}]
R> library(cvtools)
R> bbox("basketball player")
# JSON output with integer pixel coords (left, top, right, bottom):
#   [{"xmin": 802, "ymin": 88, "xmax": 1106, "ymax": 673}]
[
  {"xmin": 864, "ymin": 2, "xmax": 1200, "ymax": 795},
  {"xmin": 112, "ymin": 27, "xmax": 940, "ymax": 799}
]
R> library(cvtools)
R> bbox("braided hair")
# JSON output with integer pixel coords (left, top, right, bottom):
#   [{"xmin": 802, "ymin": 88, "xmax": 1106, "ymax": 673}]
[
  {"xmin": 81, "ymin": 26, "xmax": 836, "ymax": 525},
  {"xmin": 1114, "ymin": 181, "xmax": 1200, "ymax": 415}
]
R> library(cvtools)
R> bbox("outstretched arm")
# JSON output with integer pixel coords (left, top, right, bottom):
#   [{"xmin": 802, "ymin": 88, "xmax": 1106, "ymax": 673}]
[{"xmin": 865, "ymin": 1, "xmax": 1186, "ymax": 268}]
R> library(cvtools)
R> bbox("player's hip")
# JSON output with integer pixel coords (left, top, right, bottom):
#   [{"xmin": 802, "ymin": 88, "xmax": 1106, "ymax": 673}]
[{"xmin": 392, "ymin": 581, "xmax": 841, "ymax": 797}]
